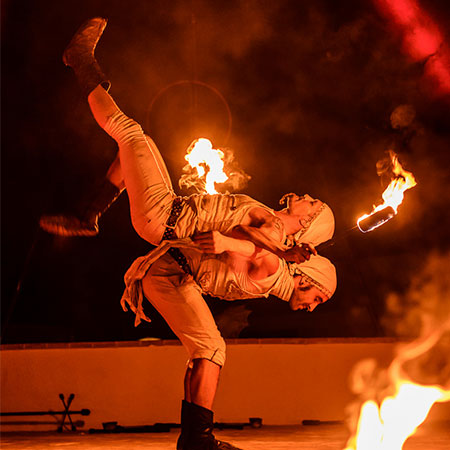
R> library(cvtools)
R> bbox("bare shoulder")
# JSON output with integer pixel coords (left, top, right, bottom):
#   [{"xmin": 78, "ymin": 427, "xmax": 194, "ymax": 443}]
[
  {"xmin": 259, "ymin": 215, "xmax": 284, "ymax": 241},
  {"xmin": 247, "ymin": 207, "xmax": 284, "ymax": 240},
  {"xmin": 247, "ymin": 206, "xmax": 277, "ymax": 226}
]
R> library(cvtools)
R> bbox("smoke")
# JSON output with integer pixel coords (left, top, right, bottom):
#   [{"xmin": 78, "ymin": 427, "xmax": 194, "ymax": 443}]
[
  {"xmin": 390, "ymin": 104, "xmax": 416, "ymax": 129},
  {"xmin": 217, "ymin": 147, "xmax": 252, "ymax": 192},
  {"xmin": 352, "ymin": 249, "xmax": 450, "ymax": 389},
  {"xmin": 345, "ymin": 251, "xmax": 450, "ymax": 448},
  {"xmin": 382, "ymin": 250, "xmax": 450, "ymax": 338},
  {"xmin": 376, "ymin": 151, "xmax": 399, "ymax": 190},
  {"xmin": 172, "ymin": 0, "xmax": 280, "ymax": 60}
]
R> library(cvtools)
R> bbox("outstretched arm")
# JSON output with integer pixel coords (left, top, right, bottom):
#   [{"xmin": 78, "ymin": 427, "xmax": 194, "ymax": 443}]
[
  {"xmin": 192, "ymin": 230, "xmax": 258, "ymax": 258},
  {"xmin": 232, "ymin": 223, "xmax": 285, "ymax": 254},
  {"xmin": 232, "ymin": 223, "xmax": 316, "ymax": 263},
  {"xmin": 192, "ymin": 230, "xmax": 280, "ymax": 279}
]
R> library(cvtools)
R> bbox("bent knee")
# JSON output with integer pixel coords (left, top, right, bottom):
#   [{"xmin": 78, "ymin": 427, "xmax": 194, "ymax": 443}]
[
  {"xmin": 130, "ymin": 214, "xmax": 158, "ymax": 245},
  {"xmin": 130, "ymin": 213, "xmax": 165, "ymax": 246},
  {"xmin": 190, "ymin": 338, "xmax": 226, "ymax": 368}
]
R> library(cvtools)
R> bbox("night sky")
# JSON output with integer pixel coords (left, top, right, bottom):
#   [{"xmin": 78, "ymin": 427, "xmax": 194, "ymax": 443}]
[{"xmin": 2, "ymin": 0, "xmax": 450, "ymax": 344}]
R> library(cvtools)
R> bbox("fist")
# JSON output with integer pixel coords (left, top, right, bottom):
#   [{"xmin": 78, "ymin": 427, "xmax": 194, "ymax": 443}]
[
  {"xmin": 282, "ymin": 243, "xmax": 316, "ymax": 263},
  {"xmin": 192, "ymin": 231, "xmax": 228, "ymax": 254}
]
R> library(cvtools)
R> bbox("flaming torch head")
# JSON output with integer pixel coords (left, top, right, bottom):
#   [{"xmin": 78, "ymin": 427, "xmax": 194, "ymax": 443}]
[
  {"xmin": 357, "ymin": 151, "xmax": 417, "ymax": 233},
  {"xmin": 357, "ymin": 205, "xmax": 396, "ymax": 233}
]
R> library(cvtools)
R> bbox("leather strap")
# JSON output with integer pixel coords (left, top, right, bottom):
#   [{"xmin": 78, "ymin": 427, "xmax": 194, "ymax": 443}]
[{"xmin": 162, "ymin": 197, "xmax": 192, "ymax": 275}]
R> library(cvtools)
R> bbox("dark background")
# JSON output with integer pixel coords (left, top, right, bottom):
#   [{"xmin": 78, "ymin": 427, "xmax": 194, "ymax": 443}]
[{"xmin": 2, "ymin": 0, "xmax": 450, "ymax": 343}]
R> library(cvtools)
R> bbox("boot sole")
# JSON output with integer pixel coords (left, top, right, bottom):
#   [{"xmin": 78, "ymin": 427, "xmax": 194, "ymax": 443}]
[{"xmin": 39, "ymin": 216, "xmax": 99, "ymax": 237}]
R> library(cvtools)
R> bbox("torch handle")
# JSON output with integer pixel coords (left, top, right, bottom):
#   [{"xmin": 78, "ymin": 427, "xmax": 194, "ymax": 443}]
[
  {"xmin": 315, "ymin": 239, "xmax": 335, "ymax": 252},
  {"xmin": 314, "ymin": 226, "xmax": 359, "ymax": 253}
]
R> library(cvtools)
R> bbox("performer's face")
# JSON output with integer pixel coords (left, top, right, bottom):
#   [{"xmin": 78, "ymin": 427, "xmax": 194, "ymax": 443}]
[
  {"xmin": 289, "ymin": 277, "xmax": 328, "ymax": 312},
  {"xmin": 287, "ymin": 194, "xmax": 323, "ymax": 220}
]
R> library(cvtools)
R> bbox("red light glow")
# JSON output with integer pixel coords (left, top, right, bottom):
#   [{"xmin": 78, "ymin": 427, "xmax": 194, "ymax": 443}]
[{"xmin": 373, "ymin": 0, "xmax": 450, "ymax": 95}]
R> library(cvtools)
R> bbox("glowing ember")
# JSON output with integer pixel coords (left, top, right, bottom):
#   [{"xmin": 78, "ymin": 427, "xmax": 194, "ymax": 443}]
[
  {"xmin": 183, "ymin": 138, "xmax": 228, "ymax": 194},
  {"xmin": 357, "ymin": 151, "xmax": 417, "ymax": 232},
  {"xmin": 345, "ymin": 321, "xmax": 450, "ymax": 450}
]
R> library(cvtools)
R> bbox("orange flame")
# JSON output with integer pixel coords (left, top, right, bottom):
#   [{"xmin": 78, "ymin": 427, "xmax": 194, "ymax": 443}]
[
  {"xmin": 357, "ymin": 151, "xmax": 417, "ymax": 224},
  {"xmin": 345, "ymin": 321, "xmax": 450, "ymax": 450},
  {"xmin": 347, "ymin": 383, "xmax": 448, "ymax": 450},
  {"xmin": 183, "ymin": 138, "xmax": 228, "ymax": 194}
]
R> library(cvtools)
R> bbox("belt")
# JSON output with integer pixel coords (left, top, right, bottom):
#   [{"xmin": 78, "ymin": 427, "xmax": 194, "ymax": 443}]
[{"xmin": 162, "ymin": 197, "xmax": 192, "ymax": 275}]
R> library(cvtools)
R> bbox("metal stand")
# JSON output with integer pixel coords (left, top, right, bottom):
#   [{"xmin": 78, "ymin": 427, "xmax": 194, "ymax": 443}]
[{"xmin": 0, "ymin": 393, "xmax": 90, "ymax": 432}]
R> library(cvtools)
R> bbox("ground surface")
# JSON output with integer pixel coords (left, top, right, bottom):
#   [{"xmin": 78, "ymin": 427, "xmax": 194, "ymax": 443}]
[{"xmin": 1, "ymin": 423, "xmax": 450, "ymax": 449}]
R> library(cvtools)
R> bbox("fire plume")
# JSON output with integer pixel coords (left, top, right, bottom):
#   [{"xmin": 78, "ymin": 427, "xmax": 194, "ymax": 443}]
[
  {"xmin": 182, "ymin": 138, "xmax": 228, "ymax": 194},
  {"xmin": 345, "ymin": 321, "xmax": 450, "ymax": 450},
  {"xmin": 357, "ymin": 151, "xmax": 417, "ymax": 232},
  {"xmin": 348, "ymin": 382, "xmax": 448, "ymax": 450},
  {"xmin": 377, "ymin": 151, "xmax": 417, "ymax": 213}
]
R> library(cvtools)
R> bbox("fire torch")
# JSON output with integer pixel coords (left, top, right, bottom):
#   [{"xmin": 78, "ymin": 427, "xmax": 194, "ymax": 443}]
[{"xmin": 317, "ymin": 151, "xmax": 417, "ymax": 251}]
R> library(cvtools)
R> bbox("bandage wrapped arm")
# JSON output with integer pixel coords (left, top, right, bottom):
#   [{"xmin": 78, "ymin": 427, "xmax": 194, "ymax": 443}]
[
  {"xmin": 192, "ymin": 230, "xmax": 257, "ymax": 257},
  {"xmin": 232, "ymin": 224, "xmax": 313, "ymax": 263}
]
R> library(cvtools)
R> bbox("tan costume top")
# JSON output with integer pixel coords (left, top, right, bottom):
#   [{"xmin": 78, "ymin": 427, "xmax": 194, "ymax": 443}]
[
  {"xmin": 121, "ymin": 240, "xmax": 294, "ymax": 326},
  {"xmin": 188, "ymin": 250, "xmax": 292, "ymax": 301},
  {"xmin": 121, "ymin": 193, "xmax": 294, "ymax": 326},
  {"xmin": 173, "ymin": 193, "xmax": 275, "ymax": 238}
]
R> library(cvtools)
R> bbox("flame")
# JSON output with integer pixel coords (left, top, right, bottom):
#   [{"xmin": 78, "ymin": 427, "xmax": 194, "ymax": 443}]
[
  {"xmin": 357, "ymin": 151, "xmax": 417, "ymax": 224},
  {"xmin": 347, "ymin": 382, "xmax": 448, "ymax": 450},
  {"xmin": 345, "ymin": 321, "xmax": 450, "ymax": 450},
  {"xmin": 183, "ymin": 138, "xmax": 228, "ymax": 194}
]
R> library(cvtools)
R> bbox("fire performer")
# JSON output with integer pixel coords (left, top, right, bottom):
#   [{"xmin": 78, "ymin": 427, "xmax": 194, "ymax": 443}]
[{"xmin": 52, "ymin": 17, "xmax": 337, "ymax": 449}]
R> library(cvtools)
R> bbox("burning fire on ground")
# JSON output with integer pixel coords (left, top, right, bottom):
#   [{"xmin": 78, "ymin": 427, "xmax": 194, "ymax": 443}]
[
  {"xmin": 357, "ymin": 151, "xmax": 417, "ymax": 232},
  {"xmin": 345, "ymin": 250, "xmax": 450, "ymax": 450},
  {"xmin": 179, "ymin": 138, "xmax": 250, "ymax": 194},
  {"xmin": 345, "ymin": 321, "xmax": 450, "ymax": 450}
]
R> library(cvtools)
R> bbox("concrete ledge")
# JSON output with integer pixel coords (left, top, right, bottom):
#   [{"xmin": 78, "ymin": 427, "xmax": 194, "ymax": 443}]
[
  {"xmin": 0, "ymin": 336, "xmax": 400, "ymax": 351},
  {"xmin": 1, "ymin": 338, "xmax": 448, "ymax": 431}
]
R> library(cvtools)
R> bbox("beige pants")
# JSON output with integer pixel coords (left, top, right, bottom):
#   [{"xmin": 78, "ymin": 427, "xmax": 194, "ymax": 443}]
[
  {"xmin": 103, "ymin": 111, "xmax": 175, "ymax": 245},
  {"xmin": 104, "ymin": 111, "xmax": 225, "ymax": 365},
  {"xmin": 142, "ymin": 254, "xmax": 226, "ymax": 367}
]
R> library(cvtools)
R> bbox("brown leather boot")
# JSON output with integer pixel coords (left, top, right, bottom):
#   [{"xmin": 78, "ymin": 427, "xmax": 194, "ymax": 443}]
[
  {"xmin": 177, "ymin": 400, "xmax": 190, "ymax": 450},
  {"xmin": 39, "ymin": 180, "xmax": 122, "ymax": 237},
  {"xmin": 63, "ymin": 17, "xmax": 111, "ymax": 97},
  {"xmin": 184, "ymin": 402, "xmax": 243, "ymax": 450}
]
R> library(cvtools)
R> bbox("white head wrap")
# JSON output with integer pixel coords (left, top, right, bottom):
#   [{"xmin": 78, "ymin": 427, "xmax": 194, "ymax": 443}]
[
  {"xmin": 289, "ymin": 254, "xmax": 337, "ymax": 299},
  {"xmin": 293, "ymin": 203, "xmax": 335, "ymax": 246}
]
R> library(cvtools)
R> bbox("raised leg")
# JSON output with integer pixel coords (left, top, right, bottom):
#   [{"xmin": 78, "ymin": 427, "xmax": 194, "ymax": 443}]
[
  {"xmin": 42, "ymin": 18, "xmax": 175, "ymax": 243},
  {"xmin": 95, "ymin": 95, "xmax": 174, "ymax": 243}
]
